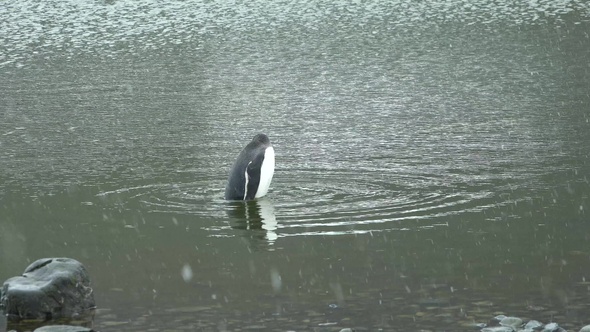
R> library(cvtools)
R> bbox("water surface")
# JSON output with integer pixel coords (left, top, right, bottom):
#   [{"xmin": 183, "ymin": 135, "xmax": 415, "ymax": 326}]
[{"xmin": 1, "ymin": 0, "xmax": 590, "ymax": 331}]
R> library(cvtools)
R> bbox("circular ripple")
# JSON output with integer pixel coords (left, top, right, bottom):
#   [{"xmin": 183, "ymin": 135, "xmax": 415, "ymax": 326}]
[
  {"xmin": 269, "ymin": 165, "xmax": 507, "ymax": 236},
  {"xmin": 99, "ymin": 161, "xmax": 524, "ymax": 238},
  {"xmin": 96, "ymin": 177, "xmax": 227, "ymax": 218},
  {"xmin": 95, "ymin": 161, "xmax": 531, "ymax": 241}
]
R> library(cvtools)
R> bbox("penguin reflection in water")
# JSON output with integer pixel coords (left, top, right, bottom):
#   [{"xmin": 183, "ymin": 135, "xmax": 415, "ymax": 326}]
[
  {"xmin": 227, "ymin": 199, "xmax": 278, "ymax": 247},
  {"xmin": 224, "ymin": 134, "xmax": 275, "ymax": 200}
]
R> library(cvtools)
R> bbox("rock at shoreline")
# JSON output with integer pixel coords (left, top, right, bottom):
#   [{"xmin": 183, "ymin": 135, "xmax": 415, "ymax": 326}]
[{"xmin": 0, "ymin": 258, "xmax": 95, "ymax": 322}]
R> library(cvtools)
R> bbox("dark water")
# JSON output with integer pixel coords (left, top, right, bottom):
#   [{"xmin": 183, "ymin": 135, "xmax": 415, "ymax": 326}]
[{"xmin": 1, "ymin": 0, "xmax": 590, "ymax": 331}]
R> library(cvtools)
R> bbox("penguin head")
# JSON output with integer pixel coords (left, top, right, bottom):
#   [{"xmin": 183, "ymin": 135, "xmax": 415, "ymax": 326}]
[{"xmin": 251, "ymin": 133, "xmax": 271, "ymax": 146}]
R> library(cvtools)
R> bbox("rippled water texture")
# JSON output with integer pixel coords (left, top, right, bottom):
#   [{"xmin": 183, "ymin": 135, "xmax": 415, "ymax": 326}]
[{"xmin": 1, "ymin": 0, "xmax": 590, "ymax": 331}]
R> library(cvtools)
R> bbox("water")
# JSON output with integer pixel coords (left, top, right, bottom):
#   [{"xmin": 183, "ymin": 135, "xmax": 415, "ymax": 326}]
[{"xmin": 1, "ymin": 0, "xmax": 590, "ymax": 331}]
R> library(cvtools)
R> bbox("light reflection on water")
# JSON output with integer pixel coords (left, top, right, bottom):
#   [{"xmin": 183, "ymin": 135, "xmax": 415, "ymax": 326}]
[
  {"xmin": 1, "ymin": 0, "xmax": 590, "ymax": 69},
  {"xmin": 1, "ymin": 0, "xmax": 590, "ymax": 331}
]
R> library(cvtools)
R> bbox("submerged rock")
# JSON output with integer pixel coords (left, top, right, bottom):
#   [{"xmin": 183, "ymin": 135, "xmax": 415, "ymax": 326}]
[
  {"xmin": 0, "ymin": 258, "xmax": 95, "ymax": 322},
  {"xmin": 34, "ymin": 325, "xmax": 95, "ymax": 332}
]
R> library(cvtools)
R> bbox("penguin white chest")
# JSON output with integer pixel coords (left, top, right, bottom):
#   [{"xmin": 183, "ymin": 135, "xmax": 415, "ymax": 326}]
[{"xmin": 255, "ymin": 146, "xmax": 275, "ymax": 198}]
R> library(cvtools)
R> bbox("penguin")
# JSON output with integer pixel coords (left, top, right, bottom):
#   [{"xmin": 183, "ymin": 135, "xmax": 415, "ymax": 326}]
[{"xmin": 224, "ymin": 134, "xmax": 275, "ymax": 200}]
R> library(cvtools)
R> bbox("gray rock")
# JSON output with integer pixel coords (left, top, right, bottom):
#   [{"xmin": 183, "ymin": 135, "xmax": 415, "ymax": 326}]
[
  {"xmin": 0, "ymin": 258, "xmax": 95, "ymax": 322},
  {"xmin": 482, "ymin": 327, "xmax": 515, "ymax": 332},
  {"xmin": 525, "ymin": 320, "xmax": 543, "ymax": 329},
  {"xmin": 34, "ymin": 325, "xmax": 95, "ymax": 332},
  {"xmin": 579, "ymin": 325, "xmax": 590, "ymax": 332},
  {"xmin": 500, "ymin": 316, "xmax": 523, "ymax": 329},
  {"xmin": 543, "ymin": 323, "xmax": 559, "ymax": 332}
]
